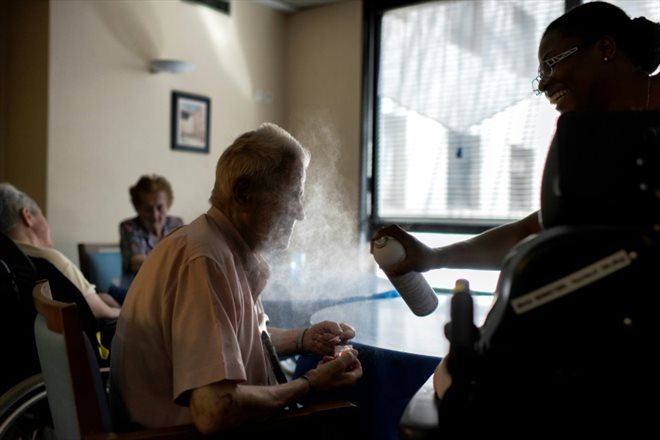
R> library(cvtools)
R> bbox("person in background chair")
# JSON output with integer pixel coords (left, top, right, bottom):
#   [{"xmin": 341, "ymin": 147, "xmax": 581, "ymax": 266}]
[
  {"xmin": 110, "ymin": 123, "xmax": 362, "ymax": 435},
  {"xmin": 371, "ymin": 1, "xmax": 660, "ymax": 398},
  {"xmin": 119, "ymin": 174, "xmax": 183, "ymax": 277},
  {"xmin": 0, "ymin": 183, "xmax": 121, "ymax": 319}
]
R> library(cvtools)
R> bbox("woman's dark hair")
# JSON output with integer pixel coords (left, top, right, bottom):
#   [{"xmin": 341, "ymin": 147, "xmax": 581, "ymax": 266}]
[
  {"xmin": 129, "ymin": 174, "xmax": 174, "ymax": 210},
  {"xmin": 544, "ymin": 1, "xmax": 660, "ymax": 74}
]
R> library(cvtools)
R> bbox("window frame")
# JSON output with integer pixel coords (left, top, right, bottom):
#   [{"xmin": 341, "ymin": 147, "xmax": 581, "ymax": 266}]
[{"xmin": 359, "ymin": 0, "xmax": 581, "ymax": 240}]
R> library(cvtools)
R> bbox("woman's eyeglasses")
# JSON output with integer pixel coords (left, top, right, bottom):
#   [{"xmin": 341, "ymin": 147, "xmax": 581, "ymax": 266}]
[{"xmin": 532, "ymin": 46, "xmax": 579, "ymax": 95}]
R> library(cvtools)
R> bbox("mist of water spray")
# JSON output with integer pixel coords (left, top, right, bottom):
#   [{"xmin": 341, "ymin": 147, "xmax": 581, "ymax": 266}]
[{"xmin": 262, "ymin": 121, "xmax": 384, "ymax": 310}]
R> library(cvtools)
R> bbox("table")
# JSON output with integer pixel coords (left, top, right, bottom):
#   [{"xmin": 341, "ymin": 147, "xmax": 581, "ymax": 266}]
[
  {"xmin": 306, "ymin": 293, "xmax": 494, "ymax": 440},
  {"xmin": 310, "ymin": 294, "xmax": 494, "ymax": 357},
  {"xmin": 261, "ymin": 274, "xmax": 393, "ymax": 328}
]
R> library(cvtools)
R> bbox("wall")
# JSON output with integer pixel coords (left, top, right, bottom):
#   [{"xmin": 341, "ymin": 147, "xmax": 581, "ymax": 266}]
[
  {"xmin": 48, "ymin": 0, "xmax": 288, "ymax": 261},
  {"xmin": 2, "ymin": 0, "xmax": 363, "ymax": 266},
  {"xmin": 0, "ymin": 0, "xmax": 6, "ymax": 182},
  {"xmin": 1, "ymin": 0, "xmax": 49, "ymax": 209},
  {"xmin": 284, "ymin": 0, "xmax": 364, "ymax": 265}
]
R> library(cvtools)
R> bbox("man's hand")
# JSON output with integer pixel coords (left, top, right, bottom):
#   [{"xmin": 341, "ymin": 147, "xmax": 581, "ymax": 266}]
[
  {"xmin": 303, "ymin": 349, "xmax": 363, "ymax": 392},
  {"xmin": 304, "ymin": 321, "xmax": 355, "ymax": 357}
]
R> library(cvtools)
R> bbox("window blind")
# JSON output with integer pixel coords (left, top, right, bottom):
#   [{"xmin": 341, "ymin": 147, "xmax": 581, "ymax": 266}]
[{"xmin": 374, "ymin": 0, "xmax": 565, "ymax": 226}]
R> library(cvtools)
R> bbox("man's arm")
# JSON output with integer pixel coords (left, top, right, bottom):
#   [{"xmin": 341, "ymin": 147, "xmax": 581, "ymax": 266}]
[
  {"xmin": 267, "ymin": 327, "xmax": 300, "ymax": 355},
  {"xmin": 269, "ymin": 321, "xmax": 355, "ymax": 357},
  {"xmin": 85, "ymin": 292, "xmax": 120, "ymax": 319},
  {"xmin": 190, "ymin": 378, "xmax": 308, "ymax": 434},
  {"xmin": 99, "ymin": 292, "xmax": 121, "ymax": 308},
  {"xmin": 189, "ymin": 350, "xmax": 361, "ymax": 435}
]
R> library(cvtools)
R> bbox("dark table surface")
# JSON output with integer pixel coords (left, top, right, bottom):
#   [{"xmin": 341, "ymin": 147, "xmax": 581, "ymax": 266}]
[
  {"xmin": 307, "ymin": 293, "xmax": 493, "ymax": 440},
  {"xmin": 310, "ymin": 294, "xmax": 494, "ymax": 357}
]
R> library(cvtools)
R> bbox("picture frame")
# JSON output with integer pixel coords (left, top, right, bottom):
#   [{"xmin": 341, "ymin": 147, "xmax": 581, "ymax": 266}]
[{"xmin": 171, "ymin": 91, "xmax": 211, "ymax": 153}]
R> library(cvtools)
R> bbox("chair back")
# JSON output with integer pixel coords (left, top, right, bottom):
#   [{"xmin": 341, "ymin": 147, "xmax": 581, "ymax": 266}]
[
  {"xmin": 78, "ymin": 243, "xmax": 121, "ymax": 292},
  {"xmin": 33, "ymin": 280, "xmax": 201, "ymax": 439},
  {"xmin": 30, "ymin": 256, "xmax": 115, "ymax": 364},
  {"xmin": 436, "ymin": 228, "xmax": 660, "ymax": 436},
  {"xmin": 0, "ymin": 232, "xmax": 40, "ymax": 395},
  {"xmin": 0, "ymin": 232, "xmax": 38, "ymax": 300},
  {"xmin": 437, "ymin": 111, "xmax": 660, "ymax": 434},
  {"xmin": 32, "ymin": 280, "xmax": 111, "ymax": 439}
]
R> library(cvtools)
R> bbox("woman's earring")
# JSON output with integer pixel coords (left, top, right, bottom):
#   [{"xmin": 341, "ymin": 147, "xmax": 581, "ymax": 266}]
[{"xmin": 604, "ymin": 57, "xmax": 608, "ymax": 62}]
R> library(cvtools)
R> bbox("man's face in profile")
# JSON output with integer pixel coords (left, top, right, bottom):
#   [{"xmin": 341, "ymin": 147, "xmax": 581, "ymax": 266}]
[
  {"xmin": 246, "ymin": 161, "xmax": 306, "ymax": 251},
  {"xmin": 30, "ymin": 206, "xmax": 53, "ymax": 248}
]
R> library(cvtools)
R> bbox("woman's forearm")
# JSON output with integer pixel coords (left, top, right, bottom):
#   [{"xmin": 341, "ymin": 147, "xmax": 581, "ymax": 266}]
[{"xmin": 432, "ymin": 211, "xmax": 541, "ymax": 270}]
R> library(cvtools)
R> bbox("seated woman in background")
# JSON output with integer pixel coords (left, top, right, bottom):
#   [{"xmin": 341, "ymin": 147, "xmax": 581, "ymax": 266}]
[{"xmin": 120, "ymin": 174, "xmax": 183, "ymax": 277}]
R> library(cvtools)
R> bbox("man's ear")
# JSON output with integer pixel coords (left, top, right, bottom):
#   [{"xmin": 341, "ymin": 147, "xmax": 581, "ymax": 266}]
[
  {"xmin": 18, "ymin": 207, "xmax": 33, "ymax": 227},
  {"xmin": 232, "ymin": 177, "xmax": 251, "ymax": 205}
]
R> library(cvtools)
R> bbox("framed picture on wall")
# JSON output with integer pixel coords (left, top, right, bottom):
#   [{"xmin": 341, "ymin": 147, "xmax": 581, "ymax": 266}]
[{"xmin": 171, "ymin": 91, "xmax": 211, "ymax": 153}]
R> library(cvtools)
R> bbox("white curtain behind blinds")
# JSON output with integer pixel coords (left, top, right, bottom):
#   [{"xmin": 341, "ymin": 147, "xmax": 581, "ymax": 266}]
[{"xmin": 376, "ymin": 0, "xmax": 564, "ymax": 225}]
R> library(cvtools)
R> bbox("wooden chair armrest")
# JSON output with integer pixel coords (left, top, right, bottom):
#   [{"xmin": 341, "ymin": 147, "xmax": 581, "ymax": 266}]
[
  {"xmin": 85, "ymin": 400, "xmax": 358, "ymax": 439},
  {"xmin": 247, "ymin": 399, "xmax": 359, "ymax": 436},
  {"xmin": 85, "ymin": 424, "xmax": 198, "ymax": 440}
]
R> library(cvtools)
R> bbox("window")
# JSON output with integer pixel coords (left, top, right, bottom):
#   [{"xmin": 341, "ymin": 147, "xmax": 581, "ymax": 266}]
[
  {"xmin": 368, "ymin": 0, "xmax": 564, "ymax": 231},
  {"xmin": 361, "ymin": 0, "xmax": 660, "ymax": 292}
]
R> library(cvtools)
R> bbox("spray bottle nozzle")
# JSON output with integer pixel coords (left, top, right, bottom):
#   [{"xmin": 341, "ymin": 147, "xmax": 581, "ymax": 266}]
[{"xmin": 373, "ymin": 236, "xmax": 389, "ymax": 248}]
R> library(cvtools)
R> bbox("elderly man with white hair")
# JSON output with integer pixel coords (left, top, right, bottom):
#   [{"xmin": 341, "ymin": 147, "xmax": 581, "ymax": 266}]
[
  {"xmin": 0, "ymin": 182, "xmax": 121, "ymax": 319},
  {"xmin": 110, "ymin": 123, "xmax": 363, "ymax": 436}
]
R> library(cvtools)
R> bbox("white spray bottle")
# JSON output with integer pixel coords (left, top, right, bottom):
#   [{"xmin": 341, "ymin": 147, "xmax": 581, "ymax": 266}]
[{"xmin": 372, "ymin": 236, "xmax": 438, "ymax": 316}]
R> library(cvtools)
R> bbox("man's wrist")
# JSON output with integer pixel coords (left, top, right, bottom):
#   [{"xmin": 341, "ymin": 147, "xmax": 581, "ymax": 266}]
[
  {"xmin": 296, "ymin": 327, "xmax": 308, "ymax": 353},
  {"xmin": 300, "ymin": 372, "xmax": 314, "ymax": 392}
]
